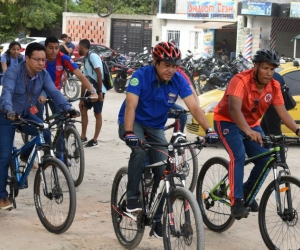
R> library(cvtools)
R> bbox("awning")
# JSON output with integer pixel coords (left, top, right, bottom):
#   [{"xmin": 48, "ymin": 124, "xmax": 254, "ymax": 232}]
[
  {"xmin": 194, "ymin": 22, "xmax": 236, "ymax": 29},
  {"xmin": 291, "ymin": 34, "xmax": 300, "ymax": 42}
]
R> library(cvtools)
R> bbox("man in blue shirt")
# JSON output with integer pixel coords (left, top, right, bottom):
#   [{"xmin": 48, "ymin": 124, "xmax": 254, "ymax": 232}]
[
  {"xmin": 118, "ymin": 41, "xmax": 219, "ymax": 238},
  {"xmin": 0, "ymin": 42, "xmax": 79, "ymax": 210}
]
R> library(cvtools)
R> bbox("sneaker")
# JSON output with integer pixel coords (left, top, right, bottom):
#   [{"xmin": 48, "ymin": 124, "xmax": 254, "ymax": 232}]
[
  {"xmin": 0, "ymin": 198, "xmax": 13, "ymax": 210},
  {"xmin": 231, "ymin": 199, "xmax": 249, "ymax": 218},
  {"xmin": 81, "ymin": 137, "xmax": 88, "ymax": 144},
  {"xmin": 126, "ymin": 199, "xmax": 142, "ymax": 213},
  {"xmin": 248, "ymin": 199, "xmax": 259, "ymax": 212},
  {"xmin": 85, "ymin": 139, "xmax": 98, "ymax": 148},
  {"xmin": 153, "ymin": 221, "xmax": 163, "ymax": 238}
]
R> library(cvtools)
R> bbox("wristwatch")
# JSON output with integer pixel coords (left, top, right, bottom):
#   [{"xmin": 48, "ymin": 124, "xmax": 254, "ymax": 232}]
[
  {"xmin": 205, "ymin": 128, "xmax": 214, "ymax": 135},
  {"xmin": 91, "ymin": 89, "xmax": 97, "ymax": 94},
  {"xmin": 295, "ymin": 127, "xmax": 300, "ymax": 135},
  {"xmin": 97, "ymin": 90, "xmax": 102, "ymax": 94}
]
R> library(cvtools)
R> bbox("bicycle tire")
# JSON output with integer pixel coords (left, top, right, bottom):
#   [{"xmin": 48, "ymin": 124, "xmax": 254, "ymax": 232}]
[
  {"xmin": 65, "ymin": 126, "xmax": 85, "ymax": 187},
  {"xmin": 8, "ymin": 158, "xmax": 19, "ymax": 201},
  {"xmin": 33, "ymin": 157, "xmax": 76, "ymax": 234},
  {"xmin": 111, "ymin": 167, "xmax": 144, "ymax": 249},
  {"xmin": 63, "ymin": 78, "xmax": 80, "ymax": 99},
  {"xmin": 196, "ymin": 157, "xmax": 235, "ymax": 232},
  {"xmin": 259, "ymin": 174, "xmax": 300, "ymax": 250},
  {"xmin": 176, "ymin": 139, "xmax": 198, "ymax": 192},
  {"xmin": 163, "ymin": 187, "xmax": 205, "ymax": 250}
]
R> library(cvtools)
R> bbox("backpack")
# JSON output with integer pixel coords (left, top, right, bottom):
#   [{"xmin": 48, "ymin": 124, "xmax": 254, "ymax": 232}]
[
  {"xmin": 85, "ymin": 51, "xmax": 113, "ymax": 91},
  {"xmin": 0, "ymin": 53, "xmax": 23, "ymax": 73}
]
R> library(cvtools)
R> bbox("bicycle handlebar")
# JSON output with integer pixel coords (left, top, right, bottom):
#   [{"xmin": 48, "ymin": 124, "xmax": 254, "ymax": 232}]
[
  {"xmin": 14, "ymin": 118, "xmax": 49, "ymax": 130},
  {"xmin": 262, "ymin": 134, "xmax": 300, "ymax": 146}
]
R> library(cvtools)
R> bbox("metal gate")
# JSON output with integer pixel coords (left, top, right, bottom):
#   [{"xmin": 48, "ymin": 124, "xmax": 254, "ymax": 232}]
[
  {"xmin": 275, "ymin": 31, "xmax": 300, "ymax": 58},
  {"xmin": 111, "ymin": 19, "xmax": 152, "ymax": 54}
]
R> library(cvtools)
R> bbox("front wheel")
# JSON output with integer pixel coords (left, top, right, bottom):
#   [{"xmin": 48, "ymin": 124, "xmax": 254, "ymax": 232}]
[
  {"xmin": 196, "ymin": 157, "xmax": 235, "ymax": 232},
  {"xmin": 163, "ymin": 187, "xmax": 205, "ymax": 250},
  {"xmin": 33, "ymin": 158, "xmax": 76, "ymax": 234},
  {"xmin": 63, "ymin": 78, "xmax": 80, "ymax": 99},
  {"xmin": 259, "ymin": 175, "xmax": 300, "ymax": 250},
  {"xmin": 111, "ymin": 167, "xmax": 144, "ymax": 249},
  {"xmin": 64, "ymin": 126, "xmax": 85, "ymax": 187}
]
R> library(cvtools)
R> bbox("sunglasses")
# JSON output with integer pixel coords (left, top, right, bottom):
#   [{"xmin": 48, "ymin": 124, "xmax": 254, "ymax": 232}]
[{"xmin": 251, "ymin": 99, "xmax": 259, "ymax": 113}]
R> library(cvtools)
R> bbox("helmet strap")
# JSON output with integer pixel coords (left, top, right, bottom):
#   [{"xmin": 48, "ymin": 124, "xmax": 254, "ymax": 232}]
[
  {"xmin": 254, "ymin": 63, "xmax": 264, "ymax": 85},
  {"xmin": 154, "ymin": 62, "xmax": 168, "ymax": 84}
]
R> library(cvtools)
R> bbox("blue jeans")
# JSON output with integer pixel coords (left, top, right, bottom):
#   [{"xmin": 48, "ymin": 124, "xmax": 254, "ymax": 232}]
[
  {"xmin": 0, "ymin": 113, "xmax": 51, "ymax": 199},
  {"xmin": 168, "ymin": 103, "xmax": 187, "ymax": 133},
  {"xmin": 214, "ymin": 121, "xmax": 270, "ymax": 202},
  {"xmin": 36, "ymin": 101, "xmax": 64, "ymax": 157},
  {"xmin": 118, "ymin": 122, "xmax": 167, "ymax": 222}
]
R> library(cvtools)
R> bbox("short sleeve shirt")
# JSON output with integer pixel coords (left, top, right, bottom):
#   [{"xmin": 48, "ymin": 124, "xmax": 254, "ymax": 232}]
[
  {"xmin": 44, "ymin": 52, "xmax": 78, "ymax": 90},
  {"xmin": 1, "ymin": 54, "xmax": 25, "ymax": 66},
  {"xmin": 118, "ymin": 66, "xmax": 192, "ymax": 128},
  {"xmin": 214, "ymin": 69, "xmax": 284, "ymax": 127}
]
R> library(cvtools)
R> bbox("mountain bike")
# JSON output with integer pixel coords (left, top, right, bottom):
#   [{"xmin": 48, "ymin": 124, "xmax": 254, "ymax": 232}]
[
  {"xmin": 111, "ymin": 137, "xmax": 206, "ymax": 250},
  {"xmin": 196, "ymin": 135, "xmax": 300, "ymax": 250},
  {"xmin": 44, "ymin": 98, "xmax": 85, "ymax": 187},
  {"xmin": 164, "ymin": 109, "xmax": 199, "ymax": 192},
  {"xmin": 8, "ymin": 118, "xmax": 76, "ymax": 234}
]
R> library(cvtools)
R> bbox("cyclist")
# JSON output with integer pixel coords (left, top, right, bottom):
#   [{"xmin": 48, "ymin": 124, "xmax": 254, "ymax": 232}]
[
  {"xmin": 0, "ymin": 42, "xmax": 79, "ymax": 210},
  {"xmin": 37, "ymin": 36, "xmax": 98, "ymax": 161},
  {"xmin": 118, "ymin": 41, "xmax": 219, "ymax": 238},
  {"xmin": 213, "ymin": 49, "xmax": 300, "ymax": 219}
]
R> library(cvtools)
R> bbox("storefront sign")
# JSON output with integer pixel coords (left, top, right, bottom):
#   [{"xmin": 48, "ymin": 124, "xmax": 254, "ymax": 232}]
[
  {"xmin": 203, "ymin": 29, "xmax": 215, "ymax": 58},
  {"xmin": 187, "ymin": 2, "xmax": 235, "ymax": 20},
  {"xmin": 241, "ymin": 1, "xmax": 272, "ymax": 16},
  {"xmin": 290, "ymin": 2, "xmax": 300, "ymax": 18}
]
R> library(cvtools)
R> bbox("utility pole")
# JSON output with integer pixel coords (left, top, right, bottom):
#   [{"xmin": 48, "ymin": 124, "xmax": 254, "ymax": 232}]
[{"xmin": 65, "ymin": 0, "xmax": 67, "ymax": 12}]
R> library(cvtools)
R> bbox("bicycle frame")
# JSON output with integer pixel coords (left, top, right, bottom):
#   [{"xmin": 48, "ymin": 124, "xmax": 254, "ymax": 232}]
[{"xmin": 209, "ymin": 138, "xmax": 291, "ymax": 213}]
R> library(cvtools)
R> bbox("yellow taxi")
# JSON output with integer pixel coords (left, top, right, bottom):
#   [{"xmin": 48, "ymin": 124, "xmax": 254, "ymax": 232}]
[{"xmin": 186, "ymin": 62, "xmax": 300, "ymax": 136}]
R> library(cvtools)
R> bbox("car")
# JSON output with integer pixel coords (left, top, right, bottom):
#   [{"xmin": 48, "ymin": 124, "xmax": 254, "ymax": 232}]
[
  {"xmin": 71, "ymin": 41, "xmax": 118, "ymax": 60},
  {"xmin": 186, "ymin": 62, "xmax": 300, "ymax": 137},
  {"xmin": 0, "ymin": 37, "xmax": 62, "ymax": 56}
]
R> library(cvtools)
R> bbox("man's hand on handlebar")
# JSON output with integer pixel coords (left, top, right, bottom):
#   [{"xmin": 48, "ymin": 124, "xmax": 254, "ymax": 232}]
[
  {"xmin": 6, "ymin": 110, "xmax": 19, "ymax": 120},
  {"xmin": 67, "ymin": 109, "xmax": 80, "ymax": 118},
  {"xmin": 204, "ymin": 131, "xmax": 219, "ymax": 144},
  {"xmin": 124, "ymin": 131, "xmax": 140, "ymax": 148},
  {"xmin": 90, "ymin": 92, "xmax": 98, "ymax": 102}
]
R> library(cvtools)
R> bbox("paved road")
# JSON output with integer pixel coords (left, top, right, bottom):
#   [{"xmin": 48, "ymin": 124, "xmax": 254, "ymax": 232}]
[{"xmin": 0, "ymin": 87, "xmax": 299, "ymax": 249}]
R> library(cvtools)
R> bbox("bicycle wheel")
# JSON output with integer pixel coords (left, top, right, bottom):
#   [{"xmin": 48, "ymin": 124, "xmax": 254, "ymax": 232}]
[
  {"xmin": 259, "ymin": 174, "xmax": 300, "ymax": 250},
  {"xmin": 163, "ymin": 187, "xmax": 205, "ymax": 250},
  {"xmin": 33, "ymin": 157, "xmax": 76, "ymax": 234},
  {"xmin": 176, "ymin": 139, "xmax": 198, "ymax": 192},
  {"xmin": 111, "ymin": 167, "xmax": 144, "ymax": 249},
  {"xmin": 65, "ymin": 126, "xmax": 85, "ymax": 187},
  {"xmin": 196, "ymin": 157, "xmax": 235, "ymax": 232},
  {"xmin": 63, "ymin": 78, "xmax": 80, "ymax": 99}
]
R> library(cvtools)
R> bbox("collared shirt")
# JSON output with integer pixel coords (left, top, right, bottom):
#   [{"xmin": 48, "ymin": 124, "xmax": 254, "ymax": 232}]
[
  {"xmin": 0, "ymin": 61, "xmax": 72, "ymax": 116},
  {"xmin": 45, "ymin": 52, "xmax": 78, "ymax": 90},
  {"xmin": 118, "ymin": 65, "xmax": 192, "ymax": 129},
  {"xmin": 214, "ymin": 69, "xmax": 284, "ymax": 127}
]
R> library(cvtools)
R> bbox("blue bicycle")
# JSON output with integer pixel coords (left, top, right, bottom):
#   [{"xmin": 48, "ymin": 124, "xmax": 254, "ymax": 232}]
[{"xmin": 8, "ymin": 118, "xmax": 76, "ymax": 234}]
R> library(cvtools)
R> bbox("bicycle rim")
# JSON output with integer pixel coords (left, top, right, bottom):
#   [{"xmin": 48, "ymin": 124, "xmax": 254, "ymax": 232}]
[
  {"xmin": 111, "ymin": 167, "xmax": 144, "ymax": 249},
  {"xmin": 259, "ymin": 175, "xmax": 300, "ymax": 250},
  {"xmin": 196, "ymin": 157, "xmax": 235, "ymax": 232},
  {"xmin": 64, "ymin": 79, "xmax": 80, "ymax": 99},
  {"xmin": 65, "ymin": 126, "xmax": 85, "ymax": 187},
  {"xmin": 34, "ymin": 158, "xmax": 76, "ymax": 234},
  {"xmin": 163, "ymin": 187, "xmax": 205, "ymax": 250},
  {"xmin": 176, "ymin": 142, "xmax": 198, "ymax": 192}
]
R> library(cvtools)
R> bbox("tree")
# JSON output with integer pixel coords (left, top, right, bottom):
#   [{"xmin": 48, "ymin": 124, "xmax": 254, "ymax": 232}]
[{"xmin": 0, "ymin": 0, "xmax": 63, "ymax": 42}]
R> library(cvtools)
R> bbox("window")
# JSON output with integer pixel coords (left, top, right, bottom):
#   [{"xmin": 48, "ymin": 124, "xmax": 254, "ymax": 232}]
[
  {"xmin": 282, "ymin": 70, "xmax": 300, "ymax": 96},
  {"xmin": 167, "ymin": 30, "xmax": 180, "ymax": 47}
]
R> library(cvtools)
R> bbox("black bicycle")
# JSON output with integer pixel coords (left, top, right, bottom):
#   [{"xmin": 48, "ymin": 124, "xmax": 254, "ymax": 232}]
[
  {"xmin": 111, "ymin": 137, "xmax": 206, "ymax": 250},
  {"xmin": 196, "ymin": 135, "xmax": 300, "ymax": 250}
]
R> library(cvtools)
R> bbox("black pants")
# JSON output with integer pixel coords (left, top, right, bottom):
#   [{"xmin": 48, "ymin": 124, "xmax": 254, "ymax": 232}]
[{"xmin": 260, "ymin": 105, "xmax": 286, "ymax": 163}]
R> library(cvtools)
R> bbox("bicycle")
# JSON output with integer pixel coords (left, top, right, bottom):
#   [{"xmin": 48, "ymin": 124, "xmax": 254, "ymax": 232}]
[
  {"xmin": 196, "ymin": 134, "xmax": 300, "ymax": 250},
  {"xmin": 8, "ymin": 118, "xmax": 76, "ymax": 234},
  {"xmin": 43, "ymin": 98, "xmax": 85, "ymax": 187},
  {"xmin": 111, "ymin": 137, "xmax": 206, "ymax": 250},
  {"xmin": 164, "ymin": 108, "xmax": 198, "ymax": 192}
]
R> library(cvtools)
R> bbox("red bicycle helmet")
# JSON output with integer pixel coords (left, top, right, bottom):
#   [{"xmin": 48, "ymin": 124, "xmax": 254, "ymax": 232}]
[{"xmin": 152, "ymin": 42, "xmax": 182, "ymax": 65}]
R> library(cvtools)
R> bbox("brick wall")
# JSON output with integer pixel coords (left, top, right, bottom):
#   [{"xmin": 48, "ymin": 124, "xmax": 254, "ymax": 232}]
[{"xmin": 65, "ymin": 16, "xmax": 107, "ymax": 43}]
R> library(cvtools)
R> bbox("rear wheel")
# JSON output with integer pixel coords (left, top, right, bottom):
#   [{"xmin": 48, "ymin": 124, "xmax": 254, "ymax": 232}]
[
  {"xmin": 163, "ymin": 187, "xmax": 205, "ymax": 250},
  {"xmin": 196, "ymin": 157, "xmax": 235, "ymax": 232},
  {"xmin": 259, "ymin": 175, "xmax": 300, "ymax": 250},
  {"xmin": 33, "ymin": 158, "xmax": 76, "ymax": 234},
  {"xmin": 64, "ymin": 126, "xmax": 85, "ymax": 187},
  {"xmin": 113, "ymin": 73, "xmax": 127, "ymax": 93},
  {"xmin": 111, "ymin": 167, "xmax": 144, "ymax": 249}
]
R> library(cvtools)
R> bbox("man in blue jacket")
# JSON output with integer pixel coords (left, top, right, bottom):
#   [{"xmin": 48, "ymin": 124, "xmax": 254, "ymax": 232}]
[{"xmin": 0, "ymin": 42, "xmax": 79, "ymax": 210}]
